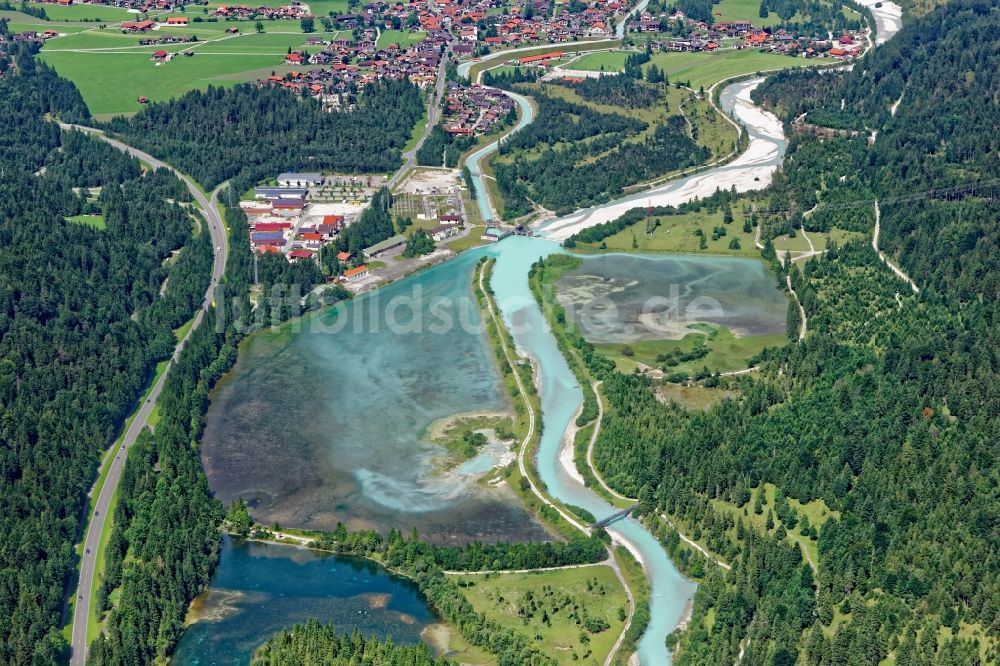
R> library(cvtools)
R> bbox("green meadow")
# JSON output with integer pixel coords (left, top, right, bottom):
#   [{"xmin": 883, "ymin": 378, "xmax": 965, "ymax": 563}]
[
  {"xmin": 375, "ymin": 28, "xmax": 426, "ymax": 49},
  {"xmin": 24, "ymin": 1, "xmax": 136, "ymax": 22},
  {"xmin": 66, "ymin": 214, "xmax": 106, "ymax": 229},
  {"xmin": 39, "ymin": 50, "xmax": 284, "ymax": 117},
  {"xmin": 571, "ymin": 48, "xmax": 810, "ymax": 89},
  {"xmin": 36, "ymin": 24, "xmax": 341, "ymax": 117},
  {"xmin": 450, "ymin": 566, "xmax": 629, "ymax": 665},
  {"xmin": 305, "ymin": 0, "xmax": 351, "ymax": 16}
]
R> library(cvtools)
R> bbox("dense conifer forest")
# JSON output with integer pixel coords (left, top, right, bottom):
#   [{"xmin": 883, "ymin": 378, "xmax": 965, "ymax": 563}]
[
  {"xmin": 0, "ymin": 50, "xmax": 212, "ymax": 663},
  {"xmin": 251, "ymin": 619, "xmax": 447, "ymax": 665},
  {"xmin": 106, "ymin": 80, "xmax": 424, "ymax": 193}
]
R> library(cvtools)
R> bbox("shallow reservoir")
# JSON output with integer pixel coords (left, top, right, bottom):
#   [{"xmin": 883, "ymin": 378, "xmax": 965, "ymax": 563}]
[
  {"xmin": 554, "ymin": 253, "xmax": 788, "ymax": 343},
  {"xmin": 201, "ymin": 250, "xmax": 551, "ymax": 544}
]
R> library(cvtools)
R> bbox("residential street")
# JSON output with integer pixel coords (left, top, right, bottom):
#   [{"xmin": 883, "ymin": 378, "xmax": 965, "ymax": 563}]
[{"xmin": 387, "ymin": 38, "xmax": 452, "ymax": 189}]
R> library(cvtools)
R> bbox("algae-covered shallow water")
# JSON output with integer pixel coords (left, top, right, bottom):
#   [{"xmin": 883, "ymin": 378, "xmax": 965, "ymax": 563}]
[
  {"xmin": 201, "ymin": 250, "xmax": 551, "ymax": 544},
  {"xmin": 555, "ymin": 253, "xmax": 788, "ymax": 343},
  {"xmin": 171, "ymin": 537, "xmax": 437, "ymax": 665}
]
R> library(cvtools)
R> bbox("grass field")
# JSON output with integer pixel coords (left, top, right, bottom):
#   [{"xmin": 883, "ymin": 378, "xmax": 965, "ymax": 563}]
[
  {"xmin": 30, "ymin": 17, "xmax": 332, "ymax": 116},
  {"xmin": 376, "ymin": 28, "xmax": 426, "ymax": 49},
  {"xmin": 66, "ymin": 213, "xmax": 106, "ymax": 229},
  {"xmin": 306, "ymin": 0, "xmax": 351, "ymax": 16},
  {"xmin": 448, "ymin": 225, "xmax": 487, "ymax": 251},
  {"xmin": 24, "ymin": 1, "xmax": 136, "ymax": 21},
  {"xmin": 713, "ymin": 0, "xmax": 795, "ymax": 27},
  {"xmin": 594, "ymin": 324, "xmax": 786, "ymax": 375},
  {"xmin": 40, "ymin": 50, "xmax": 285, "ymax": 117},
  {"xmin": 575, "ymin": 207, "xmax": 759, "ymax": 257},
  {"xmin": 565, "ymin": 49, "xmax": 628, "ymax": 71},
  {"xmin": 770, "ymin": 229, "xmax": 813, "ymax": 253},
  {"xmin": 403, "ymin": 111, "xmax": 428, "ymax": 153},
  {"xmin": 572, "ymin": 49, "xmax": 810, "ymax": 90},
  {"xmin": 656, "ymin": 383, "xmax": 738, "ymax": 410},
  {"xmin": 451, "ymin": 566, "xmax": 628, "ymax": 664}
]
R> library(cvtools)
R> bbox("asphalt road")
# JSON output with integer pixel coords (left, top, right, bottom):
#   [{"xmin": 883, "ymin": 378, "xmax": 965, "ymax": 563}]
[
  {"xmin": 387, "ymin": 40, "xmax": 452, "ymax": 189},
  {"xmin": 59, "ymin": 124, "xmax": 228, "ymax": 666}
]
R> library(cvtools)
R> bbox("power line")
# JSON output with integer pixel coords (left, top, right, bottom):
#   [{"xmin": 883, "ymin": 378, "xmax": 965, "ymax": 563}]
[{"xmin": 732, "ymin": 177, "xmax": 1000, "ymax": 218}]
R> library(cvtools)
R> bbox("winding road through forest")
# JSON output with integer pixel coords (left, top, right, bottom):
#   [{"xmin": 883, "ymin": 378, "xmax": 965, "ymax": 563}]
[{"xmin": 60, "ymin": 124, "xmax": 229, "ymax": 666}]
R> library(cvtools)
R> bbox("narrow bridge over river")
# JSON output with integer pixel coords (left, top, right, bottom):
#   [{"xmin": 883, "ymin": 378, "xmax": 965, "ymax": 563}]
[{"xmin": 591, "ymin": 503, "xmax": 641, "ymax": 530}]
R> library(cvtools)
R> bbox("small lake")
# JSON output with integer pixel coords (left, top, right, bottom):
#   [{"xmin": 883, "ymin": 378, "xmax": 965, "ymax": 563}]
[
  {"xmin": 171, "ymin": 537, "xmax": 437, "ymax": 665},
  {"xmin": 555, "ymin": 253, "xmax": 788, "ymax": 343},
  {"xmin": 201, "ymin": 250, "xmax": 552, "ymax": 545}
]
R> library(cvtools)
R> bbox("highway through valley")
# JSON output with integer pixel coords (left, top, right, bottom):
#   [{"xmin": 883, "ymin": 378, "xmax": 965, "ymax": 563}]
[{"xmin": 59, "ymin": 123, "xmax": 228, "ymax": 666}]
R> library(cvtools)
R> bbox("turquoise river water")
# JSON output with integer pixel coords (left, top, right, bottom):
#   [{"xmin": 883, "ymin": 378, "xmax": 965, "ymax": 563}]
[{"xmin": 489, "ymin": 237, "xmax": 698, "ymax": 664}]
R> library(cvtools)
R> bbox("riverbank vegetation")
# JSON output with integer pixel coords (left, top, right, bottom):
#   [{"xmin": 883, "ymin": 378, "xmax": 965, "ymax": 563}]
[
  {"xmin": 567, "ymin": 197, "xmax": 761, "ymax": 257},
  {"xmin": 429, "ymin": 414, "xmax": 516, "ymax": 461},
  {"xmin": 473, "ymin": 258, "xmax": 591, "ymax": 541}
]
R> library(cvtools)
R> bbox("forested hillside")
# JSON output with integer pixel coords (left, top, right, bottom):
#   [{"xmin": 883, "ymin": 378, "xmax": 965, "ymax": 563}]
[
  {"xmin": 106, "ymin": 80, "xmax": 424, "ymax": 193},
  {"xmin": 551, "ymin": 1, "xmax": 999, "ymax": 662},
  {"xmin": 0, "ymin": 50, "xmax": 211, "ymax": 663}
]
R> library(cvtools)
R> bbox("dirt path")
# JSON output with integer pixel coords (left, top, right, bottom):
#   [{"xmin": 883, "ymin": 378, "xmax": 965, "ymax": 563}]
[
  {"xmin": 585, "ymin": 381, "xmax": 635, "ymax": 505},
  {"xmin": 443, "ymin": 559, "xmax": 612, "ymax": 575},
  {"xmin": 603, "ymin": 546, "xmax": 636, "ymax": 666},
  {"xmin": 660, "ymin": 515, "xmax": 731, "ymax": 571},
  {"xmin": 477, "ymin": 264, "xmax": 590, "ymax": 534},
  {"xmin": 786, "ymin": 274, "xmax": 808, "ymax": 340},
  {"xmin": 872, "ymin": 199, "xmax": 919, "ymax": 294}
]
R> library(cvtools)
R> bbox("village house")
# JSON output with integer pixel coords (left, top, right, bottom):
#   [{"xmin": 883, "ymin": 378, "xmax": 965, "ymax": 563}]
[{"xmin": 121, "ymin": 20, "xmax": 155, "ymax": 33}]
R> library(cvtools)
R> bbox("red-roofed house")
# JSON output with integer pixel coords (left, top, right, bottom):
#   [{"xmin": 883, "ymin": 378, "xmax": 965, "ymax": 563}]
[
  {"xmin": 290, "ymin": 249, "xmax": 315, "ymax": 260},
  {"xmin": 342, "ymin": 265, "xmax": 369, "ymax": 282},
  {"xmin": 122, "ymin": 20, "xmax": 155, "ymax": 33}
]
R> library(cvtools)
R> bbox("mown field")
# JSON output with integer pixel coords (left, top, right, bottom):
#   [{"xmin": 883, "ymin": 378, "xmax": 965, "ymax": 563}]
[
  {"xmin": 23, "ymin": 1, "xmax": 136, "ymax": 21},
  {"xmin": 36, "ymin": 25, "xmax": 333, "ymax": 117},
  {"xmin": 376, "ymin": 28, "xmax": 426, "ymax": 49}
]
